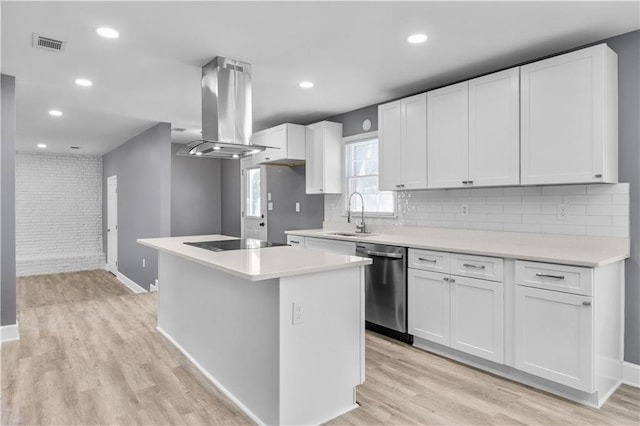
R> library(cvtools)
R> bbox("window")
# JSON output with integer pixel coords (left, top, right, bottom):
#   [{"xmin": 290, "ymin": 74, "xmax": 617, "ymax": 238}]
[
  {"xmin": 246, "ymin": 167, "xmax": 261, "ymax": 218},
  {"xmin": 345, "ymin": 137, "xmax": 395, "ymax": 215}
]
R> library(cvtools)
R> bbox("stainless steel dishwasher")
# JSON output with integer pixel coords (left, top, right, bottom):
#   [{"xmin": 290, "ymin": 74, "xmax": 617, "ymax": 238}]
[{"xmin": 356, "ymin": 243, "xmax": 412, "ymax": 343}]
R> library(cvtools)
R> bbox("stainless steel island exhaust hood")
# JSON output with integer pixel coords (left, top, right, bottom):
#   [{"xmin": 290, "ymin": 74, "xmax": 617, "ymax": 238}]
[{"xmin": 177, "ymin": 57, "xmax": 273, "ymax": 159}]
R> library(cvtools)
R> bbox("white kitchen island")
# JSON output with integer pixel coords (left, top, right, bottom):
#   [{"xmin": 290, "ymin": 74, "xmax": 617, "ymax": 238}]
[{"xmin": 137, "ymin": 235, "xmax": 372, "ymax": 426}]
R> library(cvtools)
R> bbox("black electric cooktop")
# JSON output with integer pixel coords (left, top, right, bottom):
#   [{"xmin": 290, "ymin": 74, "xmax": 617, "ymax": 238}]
[{"xmin": 184, "ymin": 238, "xmax": 287, "ymax": 252}]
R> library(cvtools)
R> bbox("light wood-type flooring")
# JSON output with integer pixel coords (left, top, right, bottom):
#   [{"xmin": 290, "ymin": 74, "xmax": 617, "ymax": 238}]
[{"xmin": 1, "ymin": 270, "xmax": 638, "ymax": 425}]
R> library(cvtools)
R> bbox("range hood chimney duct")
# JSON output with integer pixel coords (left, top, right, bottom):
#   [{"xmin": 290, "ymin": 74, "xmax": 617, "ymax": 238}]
[{"xmin": 177, "ymin": 57, "xmax": 272, "ymax": 159}]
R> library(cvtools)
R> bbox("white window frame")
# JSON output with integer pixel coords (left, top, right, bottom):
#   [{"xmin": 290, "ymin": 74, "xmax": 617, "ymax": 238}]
[
  {"xmin": 343, "ymin": 131, "xmax": 397, "ymax": 217},
  {"xmin": 245, "ymin": 166, "xmax": 262, "ymax": 219}
]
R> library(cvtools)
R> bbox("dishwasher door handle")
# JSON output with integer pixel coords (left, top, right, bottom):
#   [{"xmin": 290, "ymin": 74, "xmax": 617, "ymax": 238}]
[{"xmin": 358, "ymin": 250, "xmax": 404, "ymax": 259}]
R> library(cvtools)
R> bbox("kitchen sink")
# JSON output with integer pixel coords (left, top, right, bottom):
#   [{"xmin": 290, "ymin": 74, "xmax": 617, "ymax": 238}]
[{"xmin": 325, "ymin": 232, "xmax": 378, "ymax": 238}]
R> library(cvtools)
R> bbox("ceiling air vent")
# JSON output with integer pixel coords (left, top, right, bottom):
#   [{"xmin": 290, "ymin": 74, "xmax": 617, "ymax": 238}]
[
  {"xmin": 171, "ymin": 127, "xmax": 187, "ymax": 132},
  {"xmin": 32, "ymin": 33, "xmax": 66, "ymax": 52}
]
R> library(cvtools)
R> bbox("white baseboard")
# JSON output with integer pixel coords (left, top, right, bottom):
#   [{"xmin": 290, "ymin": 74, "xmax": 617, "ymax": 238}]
[
  {"xmin": 1, "ymin": 322, "xmax": 20, "ymax": 343},
  {"xmin": 104, "ymin": 264, "xmax": 147, "ymax": 293},
  {"xmin": 623, "ymin": 362, "xmax": 640, "ymax": 388},
  {"xmin": 156, "ymin": 326, "xmax": 265, "ymax": 425}
]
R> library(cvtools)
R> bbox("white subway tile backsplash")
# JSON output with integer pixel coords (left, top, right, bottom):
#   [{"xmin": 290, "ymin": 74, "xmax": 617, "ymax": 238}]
[
  {"xmin": 586, "ymin": 204, "xmax": 629, "ymax": 216},
  {"xmin": 564, "ymin": 194, "xmax": 612, "ymax": 204},
  {"xmin": 542, "ymin": 184, "xmax": 586, "ymax": 195},
  {"xmin": 324, "ymin": 183, "xmax": 630, "ymax": 239},
  {"xmin": 540, "ymin": 224, "xmax": 587, "ymax": 236},
  {"xmin": 16, "ymin": 152, "xmax": 104, "ymax": 276}
]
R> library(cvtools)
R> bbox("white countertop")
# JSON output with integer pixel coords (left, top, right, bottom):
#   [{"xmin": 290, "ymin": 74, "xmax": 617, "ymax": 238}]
[
  {"xmin": 138, "ymin": 234, "xmax": 371, "ymax": 281},
  {"xmin": 286, "ymin": 225, "xmax": 629, "ymax": 267}
]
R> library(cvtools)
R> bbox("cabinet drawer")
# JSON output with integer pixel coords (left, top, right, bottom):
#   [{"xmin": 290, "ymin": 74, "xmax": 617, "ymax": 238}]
[
  {"xmin": 304, "ymin": 237, "xmax": 355, "ymax": 256},
  {"xmin": 286, "ymin": 235, "xmax": 305, "ymax": 247},
  {"xmin": 408, "ymin": 249, "xmax": 449, "ymax": 273},
  {"xmin": 515, "ymin": 261, "xmax": 593, "ymax": 296},
  {"xmin": 451, "ymin": 253, "xmax": 503, "ymax": 282}
]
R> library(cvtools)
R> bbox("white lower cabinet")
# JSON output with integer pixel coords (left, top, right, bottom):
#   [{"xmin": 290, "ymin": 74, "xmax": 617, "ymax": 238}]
[
  {"xmin": 450, "ymin": 276, "xmax": 504, "ymax": 363},
  {"xmin": 515, "ymin": 285, "xmax": 593, "ymax": 392},
  {"xmin": 408, "ymin": 269, "xmax": 451, "ymax": 346},
  {"xmin": 408, "ymin": 250, "xmax": 504, "ymax": 363},
  {"xmin": 286, "ymin": 235, "xmax": 305, "ymax": 247},
  {"xmin": 303, "ymin": 236, "xmax": 355, "ymax": 256}
]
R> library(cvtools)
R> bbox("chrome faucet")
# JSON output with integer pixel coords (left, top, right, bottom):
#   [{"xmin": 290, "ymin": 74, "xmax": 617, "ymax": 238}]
[{"xmin": 347, "ymin": 191, "xmax": 367, "ymax": 233}]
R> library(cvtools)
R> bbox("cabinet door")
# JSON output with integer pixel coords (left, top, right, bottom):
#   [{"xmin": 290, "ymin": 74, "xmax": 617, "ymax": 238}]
[
  {"xmin": 262, "ymin": 125, "xmax": 287, "ymax": 162},
  {"xmin": 427, "ymin": 82, "xmax": 469, "ymax": 188},
  {"xmin": 450, "ymin": 276, "xmax": 504, "ymax": 363},
  {"xmin": 305, "ymin": 124, "xmax": 324, "ymax": 194},
  {"xmin": 468, "ymin": 68, "xmax": 520, "ymax": 187},
  {"xmin": 402, "ymin": 93, "xmax": 428, "ymax": 189},
  {"xmin": 408, "ymin": 269, "xmax": 450, "ymax": 345},
  {"xmin": 378, "ymin": 101, "xmax": 403, "ymax": 190},
  {"xmin": 286, "ymin": 235, "xmax": 305, "ymax": 247},
  {"xmin": 521, "ymin": 45, "xmax": 610, "ymax": 185},
  {"xmin": 515, "ymin": 286, "xmax": 594, "ymax": 392},
  {"xmin": 304, "ymin": 237, "xmax": 355, "ymax": 255}
]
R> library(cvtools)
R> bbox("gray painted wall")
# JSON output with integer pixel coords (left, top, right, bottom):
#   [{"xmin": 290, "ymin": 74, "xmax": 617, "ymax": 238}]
[
  {"xmin": 266, "ymin": 165, "xmax": 324, "ymax": 244},
  {"xmin": 171, "ymin": 143, "xmax": 222, "ymax": 237},
  {"xmin": 103, "ymin": 123, "xmax": 171, "ymax": 290},
  {"xmin": 221, "ymin": 160, "xmax": 241, "ymax": 237},
  {"xmin": 604, "ymin": 31, "xmax": 640, "ymax": 364},
  {"xmin": 1, "ymin": 74, "xmax": 16, "ymax": 326},
  {"xmin": 326, "ymin": 30, "xmax": 640, "ymax": 364}
]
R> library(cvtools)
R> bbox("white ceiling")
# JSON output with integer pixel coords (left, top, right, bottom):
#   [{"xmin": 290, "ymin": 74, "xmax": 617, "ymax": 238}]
[{"xmin": 2, "ymin": 1, "xmax": 638, "ymax": 155}]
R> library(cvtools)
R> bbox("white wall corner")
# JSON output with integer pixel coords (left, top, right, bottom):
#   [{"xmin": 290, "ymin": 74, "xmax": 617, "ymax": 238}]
[
  {"xmin": 1, "ymin": 322, "xmax": 20, "ymax": 344},
  {"xmin": 622, "ymin": 362, "xmax": 640, "ymax": 388},
  {"xmin": 116, "ymin": 271, "xmax": 148, "ymax": 294}
]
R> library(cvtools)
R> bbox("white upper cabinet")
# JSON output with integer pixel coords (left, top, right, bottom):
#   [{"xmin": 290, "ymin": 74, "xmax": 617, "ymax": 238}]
[
  {"xmin": 427, "ymin": 82, "xmax": 469, "ymax": 189},
  {"xmin": 253, "ymin": 123, "xmax": 306, "ymax": 165},
  {"xmin": 378, "ymin": 93, "xmax": 427, "ymax": 191},
  {"xmin": 305, "ymin": 121, "xmax": 343, "ymax": 194},
  {"xmin": 468, "ymin": 68, "xmax": 520, "ymax": 187},
  {"xmin": 428, "ymin": 68, "xmax": 520, "ymax": 189},
  {"xmin": 520, "ymin": 44, "xmax": 618, "ymax": 185}
]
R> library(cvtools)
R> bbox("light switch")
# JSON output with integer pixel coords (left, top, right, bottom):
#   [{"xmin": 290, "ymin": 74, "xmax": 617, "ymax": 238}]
[
  {"xmin": 295, "ymin": 202, "xmax": 300, "ymax": 212},
  {"xmin": 268, "ymin": 202, "xmax": 273, "ymax": 211}
]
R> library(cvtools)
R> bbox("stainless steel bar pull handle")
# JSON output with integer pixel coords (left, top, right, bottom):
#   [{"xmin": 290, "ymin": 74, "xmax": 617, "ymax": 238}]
[
  {"xmin": 290, "ymin": 240, "xmax": 300, "ymax": 244},
  {"xmin": 582, "ymin": 301, "xmax": 591, "ymax": 306},
  {"xmin": 365, "ymin": 250, "xmax": 404, "ymax": 259},
  {"xmin": 463, "ymin": 263, "xmax": 485, "ymax": 269},
  {"xmin": 536, "ymin": 273, "xmax": 565, "ymax": 280},
  {"xmin": 418, "ymin": 257, "xmax": 437, "ymax": 262}
]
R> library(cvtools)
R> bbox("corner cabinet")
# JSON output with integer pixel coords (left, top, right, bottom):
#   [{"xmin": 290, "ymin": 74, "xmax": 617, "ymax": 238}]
[
  {"xmin": 520, "ymin": 44, "xmax": 618, "ymax": 185},
  {"xmin": 378, "ymin": 93, "xmax": 427, "ymax": 190},
  {"xmin": 305, "ymin": 121, "xmax": 343, "ymax": 194},
  {"xmin": 427, "ymin": 67, "xmax": 520, "ymax": 189}
]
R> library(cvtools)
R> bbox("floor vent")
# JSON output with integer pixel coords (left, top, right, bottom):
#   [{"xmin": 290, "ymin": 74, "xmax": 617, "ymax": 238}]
[{"xmin": 32, "ymin": 33, "xmax": 66, "ymax": 52}]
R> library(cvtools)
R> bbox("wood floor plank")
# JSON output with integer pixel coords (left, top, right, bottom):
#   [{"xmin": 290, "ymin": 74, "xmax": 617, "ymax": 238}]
[{"xmin": 1, "ymin": 269, "xmax": 638, "ymax": 425}]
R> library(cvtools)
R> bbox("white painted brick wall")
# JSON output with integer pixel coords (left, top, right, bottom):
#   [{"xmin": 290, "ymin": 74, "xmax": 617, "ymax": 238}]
[
  {"xmin": 325, "ymin": 183, "xmax": 630, "ymax": 238},
  {"xmin": 15, "ymin": 152, "xmax": 105, "ymax": 276}
]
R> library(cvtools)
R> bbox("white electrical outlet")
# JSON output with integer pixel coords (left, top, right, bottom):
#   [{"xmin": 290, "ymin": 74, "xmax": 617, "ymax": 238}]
[
  {"xmin": 461, "ymin": 204, "xmax": 469, "ymax": 216},
  {"xmin": 268, "ymin": 202, "xmax": 273, "ymax": 211},
  {"xmin": 142, "ymin": 258, "xmax": 146, "ymax": 268},
  {"xmin": 295, "ymin": 202, "xmax": 300, "ymax": 212},
  {"xmin": 558, "ymin": 203, "xmax": 569, "ymax": 219},
  {"xmin": 268, "ymin": 192, "xmax": 272, "ymax": 201},
  {"xmin": 292, "ymin": 301, "xmax": 304, "ymax": 325}
]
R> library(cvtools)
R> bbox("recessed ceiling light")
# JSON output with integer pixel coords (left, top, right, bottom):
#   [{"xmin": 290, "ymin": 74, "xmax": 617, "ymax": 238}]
[
  {"xmin": 48, "ymin": 109, "xmax": 63, "ymax": 117},
  {"xmin": 232, "ymin": 154, "xmax": 239, "ymax": 159},
  {"xmin": 75, "ymin": 78, "xmax": 93, "ymax": 87},
  {"xmin": 195, "ymin": 151, "xmax": 203, "ymax": 156},
  {"xmin": 213, "ymin": 146, "xmax": 221, "ymax": 151},
  {"xmin": 96, "ymin": 27, "xmax": 119, "ymax": 39},
  {"xmin": 407, "ymin": 33, "xmax": 428, "ymax": 44},
  {"xmin": 299, "ymin": 81, "xmax": 314, "ymax": 89},
  {"xmin": 37, "ymin": 143, "xmax": 47, "ymax": 149}
]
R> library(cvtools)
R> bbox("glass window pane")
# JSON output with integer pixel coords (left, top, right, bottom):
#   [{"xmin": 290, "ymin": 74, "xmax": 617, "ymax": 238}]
[
  {"xmin": 246, "ymin": 168, "xmax": 261, "ymax": 217},
  {"xmin": 345, "ymin": 138, "xmax": 394, "ymax": 215}
]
